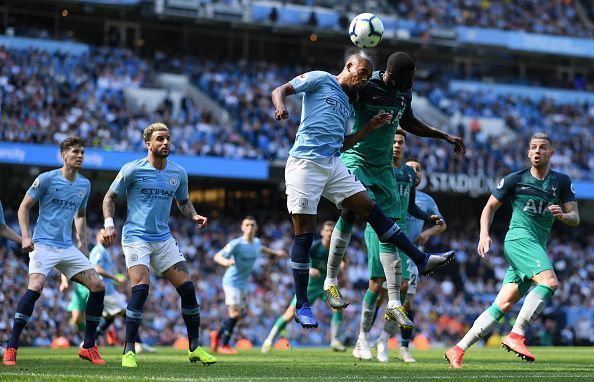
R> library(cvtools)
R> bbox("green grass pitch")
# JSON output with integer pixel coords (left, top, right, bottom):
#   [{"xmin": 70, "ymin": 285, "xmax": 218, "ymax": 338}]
[{"xmin": 0, "ymin": 347, "xmax": 592, "ymax": 381}]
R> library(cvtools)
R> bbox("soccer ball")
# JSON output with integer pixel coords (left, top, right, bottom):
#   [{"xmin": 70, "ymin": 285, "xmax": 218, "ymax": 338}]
[{"xmin": 349, "ymin": 13, "xmax": 384, "ymax": 48}]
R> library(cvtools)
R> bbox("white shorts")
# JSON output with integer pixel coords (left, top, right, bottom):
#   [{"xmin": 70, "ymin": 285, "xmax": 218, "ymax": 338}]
[
  {"xmin": 103, "ymin": 292, "xmax": 127, "ymax": 317},
  {"xmin": 122, "ymin": 238, "xmax": 185, "ymax": 275},
  {"xmin": 28, "ymin": 244, "xmax": 93, "ymax": 280},
  {"xmin": 407, "ymin": 262, "xmax": 419, "ymax": 295},
  {"xmin": 223, "ymin": 285, "xmax": 246, "ymax": 307},
  {"xmin": 285, "ymin": 156, "xmax": 366, "ymax": 214}
]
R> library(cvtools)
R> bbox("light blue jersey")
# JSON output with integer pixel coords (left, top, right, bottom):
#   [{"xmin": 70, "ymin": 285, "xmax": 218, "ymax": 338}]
[
  {"xmin": 89, "ymin": 244, "xmax": 116, "ymax": 295},
  {"xmin": 0, "ymin": 201, "xmax": 5, "ymax": 225},
  {"xmin": 406, "ymin": 191, "xmax": 443, "ymax": 242},
  {"xmin": 27, "ymin": 169, "xmax": 90, "ymax": 248},
  {"xmin": 289, "ymin": 71, "xmax": 353, "ymax": 159},
  {"xmin": 221, "ymin": 236, "xmax": 262, "ymax": 289},
  {"xmin": 110, "ymin": 158, "xmax": 189, "ymax": 244}
]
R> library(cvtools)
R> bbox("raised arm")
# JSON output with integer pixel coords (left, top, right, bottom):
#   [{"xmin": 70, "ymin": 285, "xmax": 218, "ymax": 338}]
[
  {"xmin": 548, "ymin": 201, "xmax": 580, "ymax": 227},
  {"xmin": 477, "ymin": 195, "xmax": 503, "ymax": 257},
  {"xmin": 102, "ymin": 189, "xmax": 119, "ymax": 246},
  {"xmin": 18, "ymin": 195, "xmax": 37, "ymax": 252},
  {"xmin": 74, "ymin": 208, "xmax": 89, "ymax": 257},
  {"xmin": 271, "ymin": 82, "xmax": 295, "ymax": 120},
  {"xmin": 400, "ymin": 111, "xmax": 465, "ymax": 155}
]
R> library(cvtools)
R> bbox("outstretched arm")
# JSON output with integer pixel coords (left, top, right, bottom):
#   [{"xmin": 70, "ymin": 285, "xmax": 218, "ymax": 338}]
[
  {"xmin": 477, "ymin": 195, "xmax": 503, "ymax": 257},
  {"xmin": 272, "ymin": 82, "xmax": 296, "ymax": 120},
  {"xmin": 400, "ymin": 111, "xmax": 466, "ymax": 155},
  {"xmin": 261, "ymin": 246, "xmax": 288, "ymax": 257},
  {"xmin": 548, "ymin": 202, "xmax": 580, "ymax": 227}
]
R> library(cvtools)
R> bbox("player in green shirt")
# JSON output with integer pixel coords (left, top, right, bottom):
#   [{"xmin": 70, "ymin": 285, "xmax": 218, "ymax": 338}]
[
  {"xmin": 355, "ymin": 129, "xmax": 444, "ymax": 361},
  {"xmin": 445, "ymin": 133, "xmax": 580, "ymax": 369},
  {"xmin": 261, "ymin": 221, "xmax": 346, "ymax": 353},
  {"xmin": 323, "ymin": 52, "xmax": 463, "ymax": 347}
]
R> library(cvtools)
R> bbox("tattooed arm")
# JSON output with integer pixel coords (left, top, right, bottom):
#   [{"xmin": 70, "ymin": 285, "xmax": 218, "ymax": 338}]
[{"xmin": 176, "ymin": 199, "xmax": 208, "ymax": 228}]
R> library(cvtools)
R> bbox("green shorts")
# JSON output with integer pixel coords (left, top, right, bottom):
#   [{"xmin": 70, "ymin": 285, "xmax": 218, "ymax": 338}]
[
  {"xmin": 67, "ymin": 283, "xmax": 89, "ymax": 312},
  {"xmin": 502, "ymin": 238, "xmax": 553, "ymax": 296},
  {"xmin": 364, "ymin": 222, "xmax": 405, "ymax": 279},
  {"xmin": 341, "ymin": 155, "xmax": 401, "ymax": 218},
  {"xmin": 290, "ymin": 284, "xmax": 326, "ymax": 307}
]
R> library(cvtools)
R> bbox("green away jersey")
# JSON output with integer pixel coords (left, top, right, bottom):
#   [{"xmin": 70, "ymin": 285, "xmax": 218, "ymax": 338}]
[
  {"xmin": 492, "ymin": 168, "xmax": 576, "ymax": 247},
  {"xmin": 342, "ymin": 71, "xmax": 413, "ymax": 167},
  {"xmin": 393, "ymin": 164, "xmax": 417, "ymax": 221}
]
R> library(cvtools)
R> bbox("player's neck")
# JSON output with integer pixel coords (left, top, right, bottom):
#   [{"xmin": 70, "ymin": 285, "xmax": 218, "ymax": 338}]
[
  {"xmin": 530, "ymin": 165, "xmax": 550, "ymax": 180},
  {"xmin": 322, "ymin": 240, "xmax": 330, "ymax": 249},
  {"xmin": 244, "ymin": 234, "xmax": 254, "ymax": 243},
  {"xmin": 147, "ymin": 155, "xmax": 167, "ymax": 170},
  {"xmin": 392, "ymin": 157, "xmax": 402, "ymax": 167},
  {"xmin": 60, "ymin": 166, "xmax": 78, "ymax": 182}
]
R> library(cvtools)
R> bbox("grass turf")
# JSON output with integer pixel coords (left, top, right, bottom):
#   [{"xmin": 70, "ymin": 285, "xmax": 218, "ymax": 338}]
[{"xmin": 0, "ymin": 346, "xmax": 592, "ymax": 381}]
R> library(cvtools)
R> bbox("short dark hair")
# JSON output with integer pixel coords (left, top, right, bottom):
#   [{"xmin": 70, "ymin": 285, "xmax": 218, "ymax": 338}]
[
  {"xmin": 322, "ymin": 220, "xmax": 335, "ymax": 228},
  {"xmin": 243, "ymin": 215, "xmax": 257, "ymax": 223},
  {"xmin": 530, "ymin": 132, "xmax": 553, "ymax": 145},
  {"xmin": 386, "ymin": 52, "xmax": 415, "ymax": 75},
  {"xmin": 404, "ymin": 157, "xmax": 423, "ymax": 171},
  {"xmin": 345, "ymin": 49, "xmax": 374, "ymax": 67},
  {"xmin": 395, "ymin": 128, "xmax": 407, "ymax": 139},
  {"xmin": 60, "ymin": 137, "xmax": 84, "ymax": 152}
]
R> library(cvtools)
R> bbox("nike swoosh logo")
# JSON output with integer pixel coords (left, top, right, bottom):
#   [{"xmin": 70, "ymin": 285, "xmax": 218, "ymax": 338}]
[
  {"xmin": 55, "ymin": 187, "xmax": 64, "ymax": 191},
  {"xmin": 372, "ymin": 96, "xmax": 381, "ymax": 100}
]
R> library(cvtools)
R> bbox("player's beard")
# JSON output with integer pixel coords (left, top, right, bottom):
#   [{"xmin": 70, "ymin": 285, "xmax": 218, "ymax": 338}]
[{"xmin": 154, "ymin": 147, "xmax": 170, "ymax": 158}]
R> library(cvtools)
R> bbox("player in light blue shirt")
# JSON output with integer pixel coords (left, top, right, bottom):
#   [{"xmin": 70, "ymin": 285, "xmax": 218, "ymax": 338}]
[
  {"xmin": 103, "ymin": 123, "xmax": 216, "ymax": 367},
  {"xmin": 272, "ymin": 53, "xmax": 453, "ymax": 328},
  {"xmin": 401, "ymin": 158, "xmax": 447, "ymax": 362},
  {"xmin": 211, "ymin": 216, "xmax": 287, "ymax": 354},
  {"xmin": 6, "ymin": 137, "xmax": 106, "ymax": 366}
]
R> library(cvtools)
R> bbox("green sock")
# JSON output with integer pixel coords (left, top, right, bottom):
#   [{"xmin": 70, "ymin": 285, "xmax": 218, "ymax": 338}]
[
  {"xmin": 360, "ymin": 289, "xmax": 379, "ymax": 336},
  {"xmin": 265, "ymin": 316, "xmax": 288, "ymax": 344}
]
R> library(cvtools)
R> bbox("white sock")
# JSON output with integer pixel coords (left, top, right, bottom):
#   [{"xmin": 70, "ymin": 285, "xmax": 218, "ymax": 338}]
[
  {"xmin": 380, "ymin": 251, "xmax": 402, "ymax": 306},
  {"xmin": 457, "ymin": 309, "xmax": 500, "ymax": 351},
  {"xmin": 325, "ymin": 229, "xmax": 351, "ymax": 287},
  {"xmin": 512, "ymin": 286, "xmax": 552, "ymax": 336}
]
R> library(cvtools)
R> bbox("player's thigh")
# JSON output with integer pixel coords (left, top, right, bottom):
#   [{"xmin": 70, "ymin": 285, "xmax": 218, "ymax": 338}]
[
  {"xmin": 54, "ymin": 246, "xmax": 100, "ymax": 285},
  {"xmin": 223, "ymin": 285, "xmax": 246, "ymax": 308},
  {"xmin": 285, "ymin": 156, "xmax": 327, "ymax": 215},
  {"xmin": 122, "ymin": 241, "xmax": 152, "ymax": 282},
  {"xmin": 153, "ymin": 239, "xmax": 188, "ymax": 284},
  {"xmin": 28, "ymin": 244, "xmax": 62, "ymax": 285},
  {"xmin": 503, "ymin": 238, "xmax": 553, "ymax": 284},
  {"xmin": 531, "ymin": 269, "xmax": 559, "ymax": 290},
  {"xmin": 322, "ymin": 157, "xmax": 367, "ymax": 213},
  {"xmin": 365, "ymin": 224, "xmax": 385, "ymax": 280}
]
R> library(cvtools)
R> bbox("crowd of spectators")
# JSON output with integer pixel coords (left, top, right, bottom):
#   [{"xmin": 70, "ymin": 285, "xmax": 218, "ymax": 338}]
[
  {"xmin": 0, "ymin": 199, "xmax": 592, "ymax": 349},
  {"xmin": 281, "ymin": 0, "xmax": 593, "ymax": 38},
  {"xmin": 1, "ymin": 46, "xmax": 592, "ymax": 180}
]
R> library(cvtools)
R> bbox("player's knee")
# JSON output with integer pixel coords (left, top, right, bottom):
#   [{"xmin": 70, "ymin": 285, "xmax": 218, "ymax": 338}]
[
  {"xmin": 496, "ymin": 300, "xmax": 514, "ymax": 313},
  {"xmin": 88, "ymin": 278, "xmax": 105, "ymax": 293},
  {"xmin": 400, "ymin": 281, "xmax": 409, "ymax": 294},
  {"xmin": 369, "ymin": 278, "xmax": 383, "ymax": 294},
  {"xmin": 541, "ymin": 280, "xmax": 559, "ymax": 291}
]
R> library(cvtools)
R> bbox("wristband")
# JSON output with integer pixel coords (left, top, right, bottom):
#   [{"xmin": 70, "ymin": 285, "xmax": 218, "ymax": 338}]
[{"xmin": 104, "ymin": 217, "xmax": 115, "ymax": 228}]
